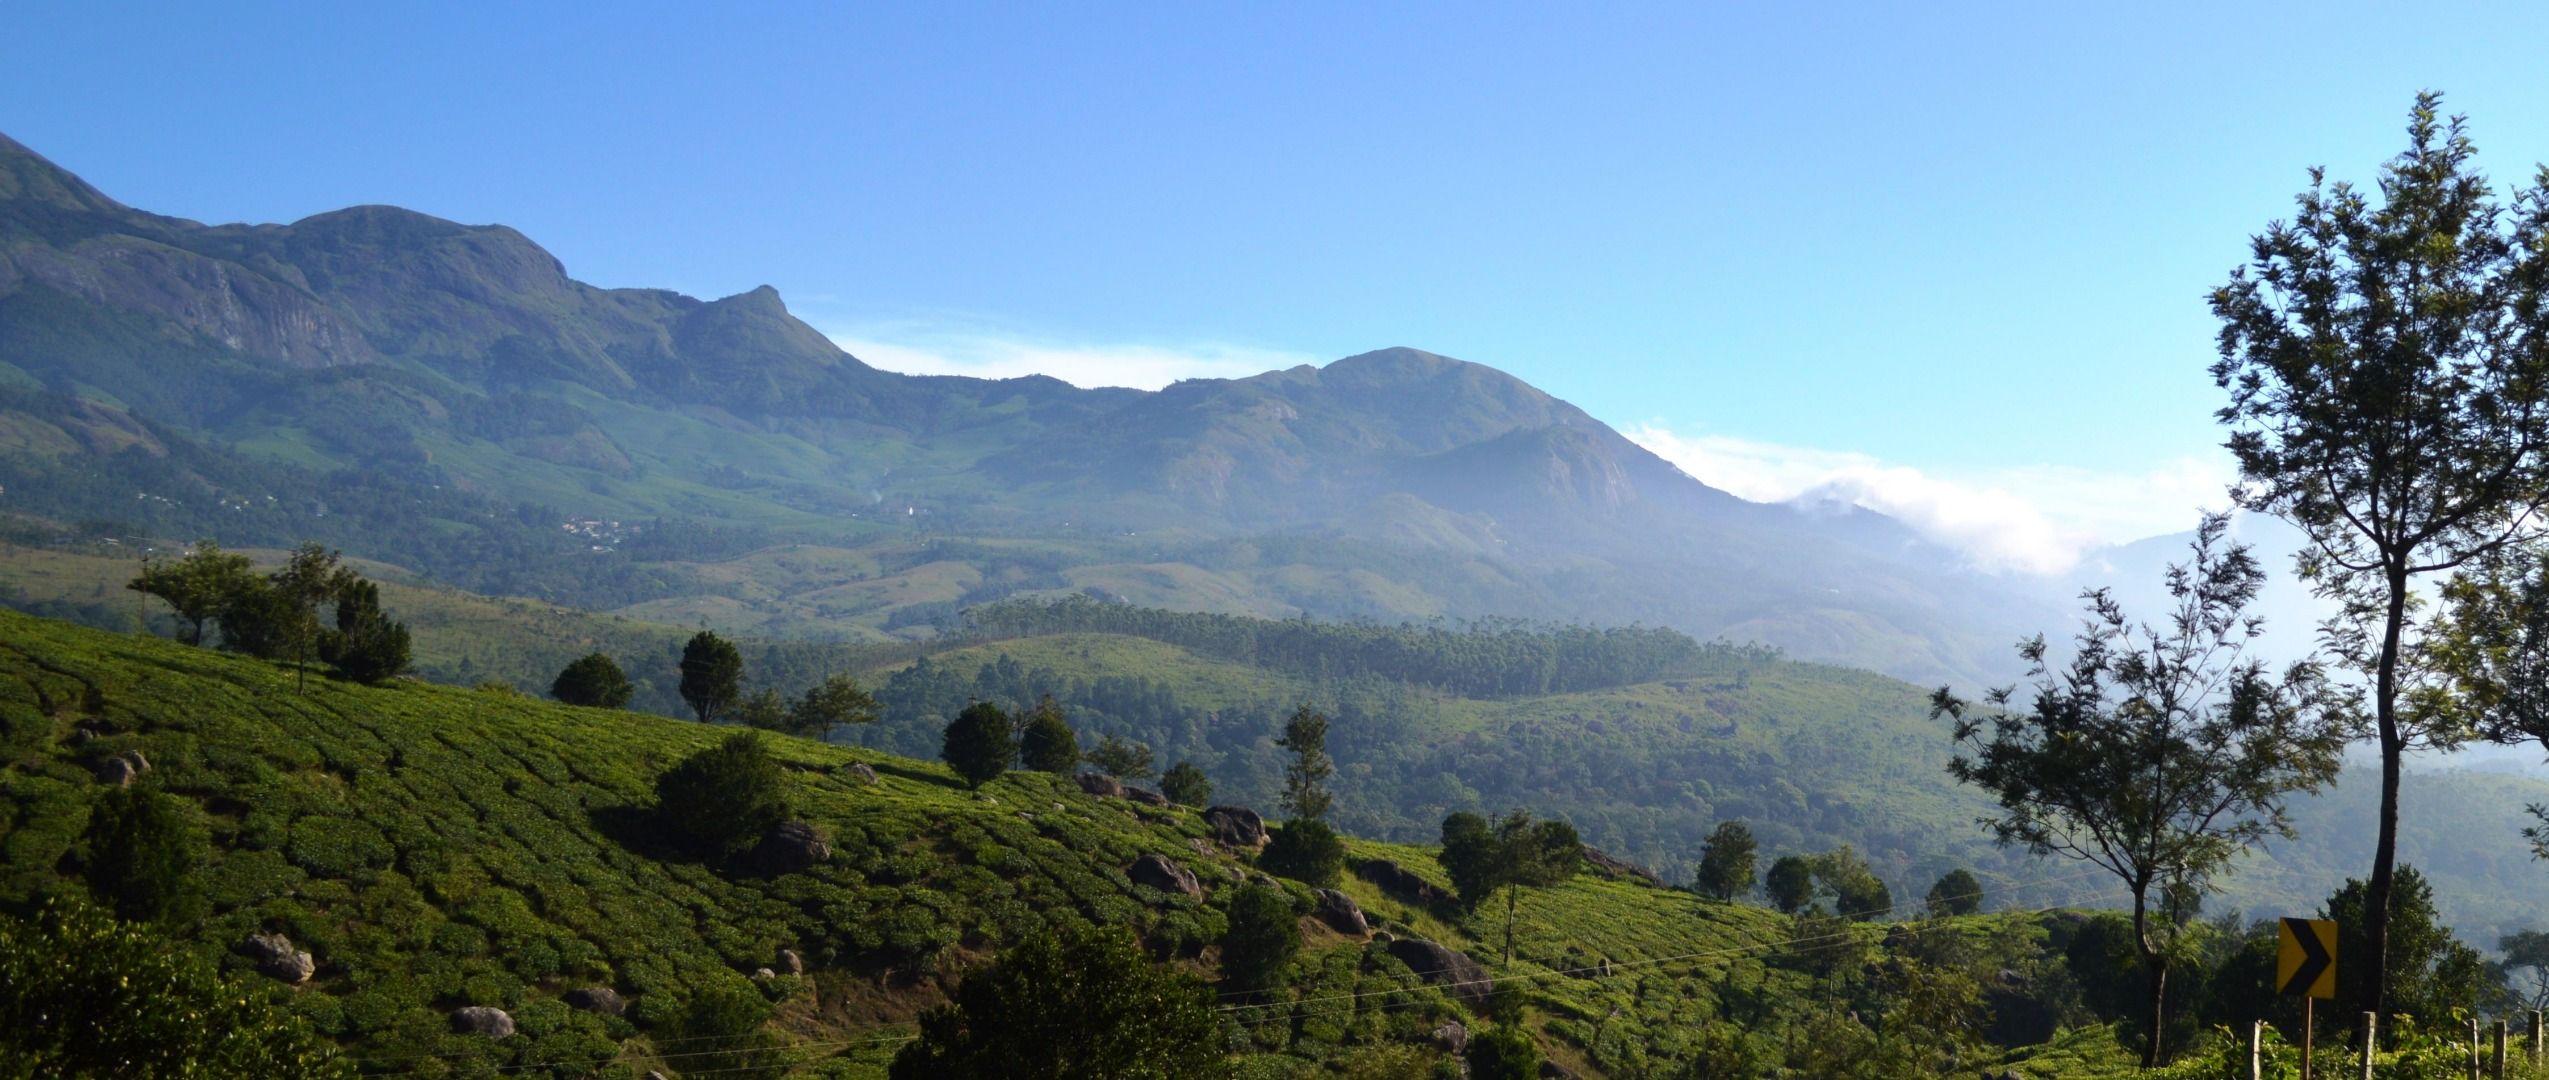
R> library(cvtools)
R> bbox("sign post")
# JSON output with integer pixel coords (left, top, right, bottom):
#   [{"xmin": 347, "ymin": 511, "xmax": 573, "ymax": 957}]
[{"xmin": 2280, "ymin": 918, "xmax": 2339, "ymax": 1080}]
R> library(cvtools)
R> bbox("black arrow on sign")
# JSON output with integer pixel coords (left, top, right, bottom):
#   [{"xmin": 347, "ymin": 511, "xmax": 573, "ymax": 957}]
[{"xmin": 2282, "ymin": 917, "xmax": 2331, "ymax": 995}]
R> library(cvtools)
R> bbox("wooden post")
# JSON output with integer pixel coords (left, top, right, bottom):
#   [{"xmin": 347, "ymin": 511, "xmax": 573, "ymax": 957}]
[
  {"xmin": 2471, "ymin": 1016, "xmax": 2482, "ymax": 1079},
  {"xmin": 2302, "ymin": 997, "xmax": 2317, "ymax": 1080},
  {"xmin": 2362, "ymin": 1012, "xmax": 2378, "ymax": 1080},
  {"xmin": 2253, "ymin": 1020, "xmax": 2266, "ymax": 1080},
  {"xmin": 2496, "ymin": 1019, "xmax": 2509, "ymax": 1078},
  {"xmin": 2533, "ymin": 1011, "xmax": 2543, "ymax": 1063}
]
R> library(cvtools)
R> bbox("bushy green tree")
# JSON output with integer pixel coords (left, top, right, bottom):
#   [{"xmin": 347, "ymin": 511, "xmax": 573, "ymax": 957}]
[
  {"xmin": 1925, "ymin": 868, "xmax": 1983, "ymax": 916},
  {"xmin": 655, "ymin": 730, "xmax": 786, "ymax": 857},
  {"xmin": 1466, "ymin": 1024, "xmax": 1541, "ymax": 1080},
  {"xmin": 788, "ymin": 673, "xmax": 877, "ymax": 737},
  {"xmin": 1694, "ymin": 819, "xmax": 1756, "ymax": 901},
  {"xmin": 1087, "ymin": 733, "xmax": 1154, "ymax": 781},
  {"xmin": 678, "ymin": 630, "xmax": 743, "ymax": 723},
  {"xmin": 1219, "ymin": 883, "xmax": 1298, "ymax": 996},
  {"xmin": 1765, "ymin": 855, "xmax": 1815, "ymax": 915},
  {"xmin": 2320, "ymin": 866, "xmax": 2496, "ymax": 1027},
  {"xmin": 126, "ymin": 539, "xmax": 253, "ymax": 646},
  {"xmin": 1160, "ymin": 760, "xmax": 1212, "ymax": 806},
  {"xmin": 676, "ymin": 979, "xmax": 787, "ymax": 1080},
  {"xmin": 941, "ymin": 701, "xmax": 1015, "ymax": 788},
  {"xmin": 0, "ymin": 895, "xmax": 351, "ymax": 1078},
  {"xmin": 319, "ymin": 575, "xmax": 409, "ymax": 684},
  {"xmin": 550, "ymin": 652, "xmax": 633, "ymax": 708},
  {"xmin": 735, "ymin": 688, "xmax": 790, "ymax": 731},
  {"xmin": 889, "ymin": 923, "xmax": 1231, "ymax": 1080},
  {"xmin": 1439, "ymin": 810, "xmax": 1581, "ymax": 963},
  {"xmin": 83, "ymin": 784, "xmax": 206, "ymax": 924},
  {"xmin": 1276, "ymin": 705, "xmax": 1334, "ymax": 820},
  {"xmin": 1934, "ymin": 514, "xmax": 2352, "ymax": 1066},
  {"xmin": 1018, "ymin": 695, "xmax": 1079, "ymax": 773},
  {"xmin": 1259, "ymin": 819, "xmax": 1344, "ymax": 888},
  {"xmin": 1812, "ymin": 846, "xmax": 1892, "ymax": 920},
  {"xmin": 2210, "ymin": 92, "xmax": 2549, "ymax": 1019}
]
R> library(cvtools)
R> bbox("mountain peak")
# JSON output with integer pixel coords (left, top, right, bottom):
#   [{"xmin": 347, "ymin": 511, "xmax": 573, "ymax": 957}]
[{"xmin": 0, "ymin": 130, "xmax": 129, "ymax": 216}]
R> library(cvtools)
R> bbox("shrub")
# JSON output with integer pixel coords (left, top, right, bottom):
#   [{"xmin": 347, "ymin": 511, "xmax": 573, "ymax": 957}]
[
  {"xmin": 550, "ymin": 653, "xmax": 633, "ymax": 708},
  {"xmin": 1018, "ymin": 696, "xmax": 1079, "ymax": 774},
  {"xmin": 1220, "ymin": 884, "xmax": 1298, "ymax": 995},
  {"xmin": 1258, "ymin": 820, "xmax": 1344, "ymax": 889},
  {"xmin": 655, "ymin": 731, "xmax": 786, "ymax": 858},
  {"xmin": 1467, "ymin": 1024, "xmax": 1540, "ymax": 1080},
  {"xmin": 677, "ymin": 980, "xmax": 787, "ymax": 1080},
  {"xmin": 889, "ymin": 923, "xmax": 1231, "ymax": 1079},
  {"xmin": 1160, "ymin": 761, "xmax": 1212, "ymax": 806},
  {"xmin": 941, "ymin": 702, "xmax": 1016, "ymax": 788},
  {"xmin": 83, "ymin": 784, "xmax": 207, "ymax": 924},
  {"xmin": 1925, "ymin": 868, "xmax": 1982, "ymax": 916}
]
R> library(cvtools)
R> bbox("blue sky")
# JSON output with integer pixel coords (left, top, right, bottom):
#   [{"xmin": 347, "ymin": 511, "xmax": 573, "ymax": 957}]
[{"xmin": 8, "ymin": 2, "xmax": 2547, "ymax": 570}]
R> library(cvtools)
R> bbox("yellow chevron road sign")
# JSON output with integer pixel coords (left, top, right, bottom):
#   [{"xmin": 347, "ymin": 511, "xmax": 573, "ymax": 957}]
[{"xmin": 2277, "ymin": 918, "xmax": 2336, "ymax": 999}]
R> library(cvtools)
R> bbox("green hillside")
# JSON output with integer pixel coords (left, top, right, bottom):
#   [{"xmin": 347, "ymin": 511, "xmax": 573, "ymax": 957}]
[
  {"xmin": 0, "ymin": 606, "xmax": 2182, "ymax": 1078},
  {"xmin": 10, "ymin": 542, "xmax": 2549, "ymax": 948}
]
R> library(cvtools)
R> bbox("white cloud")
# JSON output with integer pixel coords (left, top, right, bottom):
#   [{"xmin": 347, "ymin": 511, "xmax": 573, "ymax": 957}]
[
  {"xmin": 826, "ymin": 324, "xmax": 1315, "ymax": 391},
  {"xmin": 1623, "ymin": 425, "xmax": 2236, "ymax": 576}
]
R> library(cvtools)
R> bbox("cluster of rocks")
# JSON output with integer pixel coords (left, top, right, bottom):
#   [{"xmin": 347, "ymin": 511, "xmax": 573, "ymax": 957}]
[
  {"xmin": 95, "ymin": 749, "xmax": 151, "ymax": 787},
  {"xmin": 235, "ymin": 932, "xmax": 314, "ymax": 984}
]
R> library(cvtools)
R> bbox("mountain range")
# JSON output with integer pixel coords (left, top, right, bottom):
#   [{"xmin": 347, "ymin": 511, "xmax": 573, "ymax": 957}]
[{"xmin": 1, "ymin": 130, "xmax": 2154, "ymax": 687}]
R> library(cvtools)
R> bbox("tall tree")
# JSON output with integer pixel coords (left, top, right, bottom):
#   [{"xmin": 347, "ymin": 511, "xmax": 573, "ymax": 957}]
[
  {"xmin": 889, "ymin": 923, "xmax": 1231, "ymax": 1080},
  {"xmin": 1017, "ymin": 695, "xmax": 1080, "ymax": 774},
  {"xmin": 2210, "ymin": 92, "xmax": 2549, "ymax": 1019},
  {"xmin": 1693, "ymin": 820, "xmax": 1757, "ymax": 901},
  {"xmin": 125, "ymin": 539, "xmax": 253, "ymax": 646},
  {"xmin": 1085, "ymin": 734, "xmax": 1153, "ymax": 781},
  {"xmin": 265, "ymin": 544, "xmax": 342, "ymax": 693},
  {"xmin": 1159, "ymin": 761, "xmax": 1212, "ymax": 806},
  {"xmin": 941, "ymin": 701, "xmax": 1016, "ymax": 788},
  {"xmin": 678, "ymin": 631, "xmax": 743, "ymax": 723},
  {"xmin": 1933, "ymin": 514, "xmax": 2352, "ymax": 1067},
  {"xmin": 550, "ymin": 653, "xmax": 634, "ymax": 708},
  {"xmin": 1925, "ymin": 869, "xmax": 1984, "ymax": 917},
  {"xmin": 1438, "ymin": 810, "xmax": 1582, "ymax": 964},
  {"xmin": 1276, "ymin": 705, "xmax": 1334, "ymax": 821},
  {"xmin": 789, "ymin": 673, "xmax": 877, "ymax": 738},
  {"xmin": 319, "ymin": 575, "xmax": 409, "ymax": 684},
  {"xmin": 1764, "ymin": 855, "xmax": 1815, "ymax": 915}
]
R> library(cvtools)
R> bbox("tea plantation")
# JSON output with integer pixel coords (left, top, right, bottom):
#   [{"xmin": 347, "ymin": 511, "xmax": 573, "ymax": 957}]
[{"xmin": 2, "ymin": 606, "xmax": 2409, "ymax": 1079}]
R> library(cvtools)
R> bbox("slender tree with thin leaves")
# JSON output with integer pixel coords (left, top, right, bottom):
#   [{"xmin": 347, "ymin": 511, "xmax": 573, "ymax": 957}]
[
  {"xmin": 1932, "ymin": 514, "xmax": 2354, "ymax": 1067},
  {"xmin": 1276, "ymin": 705, "xmax": 1334, "ymax": 821},
  {"xmin": 2210, "ymin": 92, "xmax": 2549, "ymax": 1020}
]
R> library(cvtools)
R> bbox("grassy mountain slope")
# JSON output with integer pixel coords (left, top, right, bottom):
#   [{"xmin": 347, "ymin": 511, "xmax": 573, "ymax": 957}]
[
  {"xmin": 0, "ymin": 607, "xmax": 2178, "ymax": 1078},
  {"xmin": 9, "ymin": 542, "xmax": 2547, "ymax": 948}
]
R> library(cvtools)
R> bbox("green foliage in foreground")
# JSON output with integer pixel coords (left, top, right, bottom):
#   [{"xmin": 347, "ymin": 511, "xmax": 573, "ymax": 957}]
[
  {"xmin": 0, "ymin": 894, "xmax": 352, "ymax": 1079},
  {"xmin": 655, "ymin": 730, "xmax": 787, "ymax": 858},
  {"xmin": 890, "ymin": 922, "xmax": 1232, "ymax": 1080}
]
